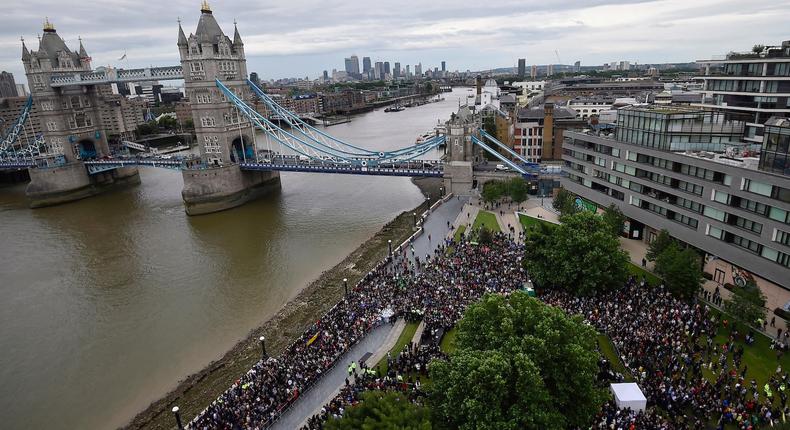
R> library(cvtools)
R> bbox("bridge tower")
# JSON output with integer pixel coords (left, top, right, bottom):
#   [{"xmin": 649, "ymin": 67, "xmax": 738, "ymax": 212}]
[
  {"xmin": 22, "ymin": 18, "xmax": 139, "ymax": 207},
  {"xmin": 443, "ymin": 106, "xmax": 477, "ymax": 195},
  {"xmin": 178, "ymin": 2, "xmax": 279, "ymax": 215}
]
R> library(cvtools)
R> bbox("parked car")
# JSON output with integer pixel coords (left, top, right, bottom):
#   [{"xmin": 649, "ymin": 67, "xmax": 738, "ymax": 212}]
[{"xmin": 495, "ymin": 164, "xmax": 509, "ymax": 171}]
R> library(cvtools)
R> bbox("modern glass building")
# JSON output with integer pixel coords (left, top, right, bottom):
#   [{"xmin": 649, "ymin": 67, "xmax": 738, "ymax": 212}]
[
  {"xmin": 561, "ymin": 106, "xmax": 790, "ymax": 308},
  {"xmin": 696, "ymin": 40, "xmax": 790, "ymax": 144},
  {"xmin": 761, "ymin": 117, "xmax": 790, "ymax": 175}
]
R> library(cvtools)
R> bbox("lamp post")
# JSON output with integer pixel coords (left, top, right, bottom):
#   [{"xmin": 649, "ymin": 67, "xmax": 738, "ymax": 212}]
[
  {"xmin": 343, "ymin": 278, "xmax": 348, "ymax": 296},
  {"xmin": 413, "ymin": 212, "xmax": 417, "ymax": 226},
  {"xmin": 388, "ymin": 239, "xmax": 392, "ymax": 255},
  {"xmin": 439, "ymin": 186, "xmax": 444, "ymax": 197},
  {"xmin": 172, "ymin": 406, "xmax": 184, "ymax": 430},
  {"xmin": 259, "ymin": 335, "xmax": 267, "ymax": 359}
]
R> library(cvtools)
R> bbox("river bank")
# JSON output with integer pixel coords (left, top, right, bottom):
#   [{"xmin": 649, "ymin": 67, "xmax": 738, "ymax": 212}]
[{"xmin": 123, "ymin": 176, "xmax": 443, "ymax": 430}]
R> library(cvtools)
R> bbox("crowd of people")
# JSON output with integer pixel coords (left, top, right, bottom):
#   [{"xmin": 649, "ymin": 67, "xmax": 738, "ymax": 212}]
[
  {"xmin": 544, "ymin": 278, "xmax": 789, "ymax": 429},
  {"xmin": 190, "ymin": 207, "xmax": 788, "ymax": 430},
  {"xmin": 189, "ymin": 229, "xmax": 527, "ymax": 429}
]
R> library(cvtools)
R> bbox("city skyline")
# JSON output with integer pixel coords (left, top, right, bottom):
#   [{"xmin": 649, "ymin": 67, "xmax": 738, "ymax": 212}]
[{"xmin": 1, "ymin": 0, "xmax": 789, "ymax": 84}]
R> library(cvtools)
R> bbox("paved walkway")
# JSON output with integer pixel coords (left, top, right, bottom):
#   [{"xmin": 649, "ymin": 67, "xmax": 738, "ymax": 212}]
[
  {"xmin": 404, "ymin": 196, "xmax": 467, "ymax": 266},
  {"xmin": 272, "ymin": 321, "xmax": 403, "ymax": 430}
]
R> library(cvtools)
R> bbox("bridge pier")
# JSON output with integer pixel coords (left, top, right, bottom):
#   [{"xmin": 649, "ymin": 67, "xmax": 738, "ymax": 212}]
[
  {"xmin": 443, "ymin": 161, "xmax": 474, "ymax": 196},
  {"xmin": 25, "ymin": 163, "xmax": 140, "ymax": 208},
  {"xmin": 181, "ymin": 164, "xmax": 280, "ymax": 215}
]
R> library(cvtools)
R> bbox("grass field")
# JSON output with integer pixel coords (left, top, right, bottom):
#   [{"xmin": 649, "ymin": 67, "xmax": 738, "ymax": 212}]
[
  {"xmin": 440, "ymin": 327, "xmax": 458, "ymax": 354},
  {"xmin": 518, "ymin": 213, "xmax": 553, "ymax": 231},
  {"xmin": 375, "ymin": 321, "xmax": 420, "ymax": 375},
  {"xmin": 453, "ymin": 225, "xmax": 466, "ymax": 242},
  {"xmin": 472, "ymin": 211, "xmax": 501, "ymax": 232},
  {"xmin": 627, "ymin": 262, "xmax": 662, "ymax": 286}
]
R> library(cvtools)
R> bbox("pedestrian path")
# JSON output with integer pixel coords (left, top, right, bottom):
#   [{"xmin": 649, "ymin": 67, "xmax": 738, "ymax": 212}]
[
  {"xmin": 271, "ymin": 321, "xmax": 402, "ymax": 430},
  {"xmin": 404, "ymin": 196, "xmax": 466, "ymax": 267},
  {"xmin": 447, "ymin": 202, "xmax": 479, "ymax": 240}
]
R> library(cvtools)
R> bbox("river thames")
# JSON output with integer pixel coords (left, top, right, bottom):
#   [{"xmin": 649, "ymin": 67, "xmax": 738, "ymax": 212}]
[{"xmin": 0, "ymin": 88, "xmax": 468, "ymax": 429}]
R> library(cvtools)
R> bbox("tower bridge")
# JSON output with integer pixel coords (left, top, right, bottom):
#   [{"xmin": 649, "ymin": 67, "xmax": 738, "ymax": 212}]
[{"xmin": 1, "ymin": 2, "xmax": 530, "ymax": 214}]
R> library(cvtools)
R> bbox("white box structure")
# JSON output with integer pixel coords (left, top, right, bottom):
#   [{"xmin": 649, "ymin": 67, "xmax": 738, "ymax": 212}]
[{"xmin": 610, "ymin": 383, "xmax": 647, "ymax": 412}]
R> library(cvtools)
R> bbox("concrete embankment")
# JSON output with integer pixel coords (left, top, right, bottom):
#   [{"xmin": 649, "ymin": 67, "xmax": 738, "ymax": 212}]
[{"xmin": 123, "ymin": 176, "xmax": 443, "ymax": 430}]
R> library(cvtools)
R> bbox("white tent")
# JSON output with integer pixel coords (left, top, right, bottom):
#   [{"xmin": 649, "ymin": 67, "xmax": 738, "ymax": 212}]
[{"xmin": 610, "ymin": 383, "xmax": 647, "ymax": 412}]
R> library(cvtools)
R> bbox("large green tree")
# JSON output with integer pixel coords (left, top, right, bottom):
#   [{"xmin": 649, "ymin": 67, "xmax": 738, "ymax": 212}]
[
  {"xmin": 523, "ymin": 211, "xmax": 629, "ymax": 295},
  {"xmin": 507, "ymin": 177, "xmax": 528, "ymax": 204},
  {"xmin": 601, "ymin": 204, "xmax": 626, "ymax": 237},
  {"xmin": 325, "ymin": 391, "xmax": 432, "ymax": 430},
  {"xmin": 646, "ymin": 229, "xmax": 673, "ymax": 262},
  {"xmin": 430, "ymin": 292, "xmax": 605, "ymax": 430},
  {"xmin": 653, "ymin": 241, "xmax": 703, "ymax": 299},
  {"xmin": 724, "ymin": 283, "xmax": 767, "ymax": 328},
  {"xmin": 552, "ymin": 187, "xmax": 578, "ymax": 216}
]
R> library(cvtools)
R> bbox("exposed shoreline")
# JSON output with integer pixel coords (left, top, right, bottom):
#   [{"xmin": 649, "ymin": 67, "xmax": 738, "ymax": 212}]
[{"xmin": 122, "ymin": 176, "xmax": 443, "ymax": 430}]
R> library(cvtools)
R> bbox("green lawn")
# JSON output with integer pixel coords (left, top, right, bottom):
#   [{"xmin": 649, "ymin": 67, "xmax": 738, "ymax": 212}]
[
  {"xmin": 453, "ymin": 225, "xmax": 466, "ymax": 242},
  {"xmin": 472, "ymin": 211, "xmax": 501, "ymax": 232},
  {"xmin": 627, "ymin": 262, "xmax": 662, "ymax": 286},
  {"xmin": 597, "ymin": 334, "xmax": 633, "ymax": 382},
  {"xmin": 375, "ymin": 321, "xmax": 420, "ymax": 375},
  {"xmin": 518, "ymin": 213, "xmax": 552, "ymax": 231},
  {"xmin": 440, "ymin": 327, "xmax": 458, "ymax": 354}
]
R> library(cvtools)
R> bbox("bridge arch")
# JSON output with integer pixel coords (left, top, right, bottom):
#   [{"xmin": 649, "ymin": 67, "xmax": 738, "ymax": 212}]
[
  {"xmin": 230, "ymin": 134, "xmax": 254, "ymax": 163},
  {"xmin": 76, "ymin": 138, "xmax": 97, "ymax": 160}
]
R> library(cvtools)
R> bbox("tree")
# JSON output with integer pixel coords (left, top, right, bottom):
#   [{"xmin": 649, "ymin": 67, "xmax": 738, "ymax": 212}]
[
  {"xmin": 552, "ymin": 187, "xmax": 578, "ymax": 216},
  {"xmin": 157, "ymin": 115, "xmax": 178, "ymax": 130},
  {"xmin": 653, "ymin": 242, "xmax": 703, "ymax": 300},
  {"xmin": 183, "ymin": 118, "xmax": 194, "ymax": 130},
  {"xmin": 507, "ymin": 177, "xmax": 528, "ymax": 204},
  {"xmin": 481, "ymin": 180, "xmax": 505, "ymax": 203},
  {"xmin": 646, "ymin": 229, "xmax": 673, "ymax": 262},
  {"xmin": 601, "ymin": 204, "xmax": 626, "ymax": 237},
  {"xmin": 724, "ymin": 283, "xmax": 767, "ymax": 329},
  {"xmin": 326, "ymin": 391, "xmax": 432, "ymax": 430},
  {"xmin": 523, "ymin": 211, "xmax": 629, "ymax": 295},
  {"xmin": 430, "ymin": 292, "xmax": 605, "ymax": 430},
  {"xmin": 477, "ymin": 226, "xmax": 493, "ymax": 245},
  {"xmin": 482, "ymin": 116, "xmax": 496, "ymax": 137},
  {"xmin": 136, "ymin": 122, "xmax": 156, "ymax": 136}
]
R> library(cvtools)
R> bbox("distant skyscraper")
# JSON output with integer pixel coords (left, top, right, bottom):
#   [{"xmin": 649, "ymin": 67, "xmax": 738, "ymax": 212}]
[
  {"xmin": 249, "ymin": 72, "xmax": 260, "ymax": 87},
  {"xmin": 406, "ymin": 64, "xmax": 411, "ymax": 77},
  {"xmin": 0, "ymin": 71, "xmax": 18, "ymax": 98},
  {"xmin": 394, "ymin": 62, "xmax": 401, "ymax": 78},
  {"xmin": 349, "ymin": 55, "xmax": 360, "ymax": 75},
  {"xmin": 415, "ymin": 63, "xmax": 422, "ymax": 76},
  {"xmin": 362, "ymin": 56, "xmax": 372, "ymax": 75},
  {"xmin": 384, "ymin": 61, "xmax": 391, "ymax": 76},
  {"xmin": 517, "ymin": 58, "xmax": 526, "ymax": 78},
  {"xmin": 323, "ymin": 70, "xmax": 329, "ymax": 81},
  {"xmin": 530, "ymin": 64, "xmax": 537, "ymax": 79},
  {"xmin": 344, "ymin": 57, "xmax": 354, "ymax": 74},
  {"xmin": 547, "ymin": 64, "xmax": 554, "ymax": 76},
  {"xmin": 441, "ymin": 61, "xmax": 446, "ymax": 72},
  {"xmin": 374, "ymin": 62, "xmax": 384, "ymax": 80},
  {"xmin": 15, "ymin": 84, "xmax": 27, "ymax": 96},
  {"xmin": 574, "ymin": 61, "xmax": 581, "ymax": 72}
]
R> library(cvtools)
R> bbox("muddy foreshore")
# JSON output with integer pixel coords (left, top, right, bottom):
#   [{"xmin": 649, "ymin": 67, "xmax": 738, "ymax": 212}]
[{"xmin": 122, "ymin": 177, "xmax": 443, "ymax": 430}]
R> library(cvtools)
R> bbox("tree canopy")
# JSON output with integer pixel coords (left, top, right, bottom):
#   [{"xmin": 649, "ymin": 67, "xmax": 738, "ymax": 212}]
[
  {"xmin": 325, "ymin": 391, "xmax": 432, "ymax": 430},
  {"xmin": 481, "ymin": 178, "xmax": 529, "ymax": 204},
  {"xmin": 601, "ymin": 204, "xmax": 626, "ymax": 237},
  {"xmin": 724, "ymin": 282, "xmax": 767, "ymax": 328},
  {"xmin": 430, "ymin": 292, "xmax": 605, "ymax": 430},
  {"xmin": 646, "ymin": 229, "xmax": 673, "ymax": 262},
  {"xmin": 523, "ymin": 211, "xmax": 629, "ymax": 295},
  {"xmin": 653, "ymin": 241, "xmax": 703, "ymax": 300},
  {"xmin": 552, "ymin": 187, "xmax": 578, "ymax": 216}
]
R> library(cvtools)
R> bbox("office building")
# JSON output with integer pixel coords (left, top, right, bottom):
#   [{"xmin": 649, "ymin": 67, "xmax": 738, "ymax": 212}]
[
  {"xmin": 374, "ymin": 62, "xmax": 384, "ymax": 80},
  {"xmin": 394, "ymin": 62, "xmax": 401, "ymax": 79},
  {"xmin": 514, "ymin": 103, "xmax": 581, "ymax": 162},
  {"xmin": 415, "ymin": 63, "xmax": 422, "ymax": 77},
  {"xmin": 0, "ymin": 71, "xmax": 18, "ymax": 98},
  {"xmin": 406, "ymin": 65, "xmax": 411, "ymax": 78},
  {"xmin": 384, "ymin": 61, "xmax": 390, "ymax": 77},
  {"xmin": 362, "ymin": 56, "xmax": 372, "ymax": 75},
  {"xmin": 441, "ymin": 61, "xmax": 446, "ymax": 73},
  {"xmin": 574, "ymin": 61, "xmax": 581, "ymax": 72},
  {"xmin": 249, "ymin": 72, "xmax": 260, "ymax": 87},
  {"xmin": 349, "ymin": 55, "xmax": 360, "ymax": 76},
  {"xmin": 696, "ymin": 40, "xmax": 790, "ymax": 144},
  {"xmin": 760, "ymin": 117, "xmax": 790, "ymax": 175},
  {"xmin": 531, "ymin": 64, "xmax": 537, "ymax": 79},
  {"xmin": 561, "ymin": 105, "xmax": 790, "ymax": 309},
  {"xmin": 322, "ymin": 70, "xmax": 329, "ymax": 81},
  {"xmin": 547, "ymin": 64, "xmax": 554, "ymax": 76},
  {"xmin": 518, "ymin": 58, "xmax": 526, "ymax": 78}
]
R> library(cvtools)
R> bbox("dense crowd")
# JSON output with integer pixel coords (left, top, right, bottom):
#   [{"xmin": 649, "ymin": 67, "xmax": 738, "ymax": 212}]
[
  {"xmin": 189, "ymin": 231, "xmax": 526, "ymax": 429},
  {"xmin": 545, "ymin": 279, "xmax": 790, "ymax": 429}
]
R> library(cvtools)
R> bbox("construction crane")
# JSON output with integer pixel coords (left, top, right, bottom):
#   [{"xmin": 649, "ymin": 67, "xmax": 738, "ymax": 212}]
[{"xmin": 554, "ymin": 50, "xmax": 563, "ymax": 64}]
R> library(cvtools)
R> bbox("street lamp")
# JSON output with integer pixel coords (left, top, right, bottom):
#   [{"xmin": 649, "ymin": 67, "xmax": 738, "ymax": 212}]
[
  {"xmin": 439, "ymin": 186, "xmax": 444, "ymax": 197},
  {"xmin": 388, "ymin": 239, "xmax": 392, "ymax": 255},
  {"xmin": 172, "ymin": 406, "xmax": 184, "ymax": 430},
  {"xmin": 344, "ymin": 278, "xmax": 348, "ymax": 296},
  {"xmin": 413, "ymin": 212, "xmax": 417, "ymax": 226},
  {"xmin": 259, "ymin": 336, "xmax": 267, "ymax": 359}
]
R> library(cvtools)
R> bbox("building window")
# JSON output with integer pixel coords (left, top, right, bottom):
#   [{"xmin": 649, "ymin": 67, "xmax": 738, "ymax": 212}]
[
  {"xmin": 203, "ymin": 136, "xmax": 221, "ymax": 153},
  {"xmin": 190, "ymin": 62, "xmax": 203, "ymax": 72},
  {"xmin": 200, "ymin": 117, "xmax": 215, "ymax": 127},
  {"xmin": 46, "ymin": 121, "xmax": 57, "ymax": 131}
]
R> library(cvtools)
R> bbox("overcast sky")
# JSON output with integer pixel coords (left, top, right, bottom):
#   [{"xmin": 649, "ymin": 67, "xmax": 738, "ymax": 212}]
[{"xmin": 1, "ymin": 0, "xmax": 789, "ymax": 87}]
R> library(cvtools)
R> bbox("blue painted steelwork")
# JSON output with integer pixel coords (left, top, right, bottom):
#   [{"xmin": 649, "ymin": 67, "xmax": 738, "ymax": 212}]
[
  {"xmin": 239, "ymin": 162, "xmax": 442, "ymax": 177},
  {"xmin": 216, "ymin": 79, "xmax": 446, "ymax": 166},
  {"xmin": 470, "ymin": 135, "xmax": 528, "ymax": 175},
  {"xmin": 244, "ymin": 79, "xmax": 446, "ymax": 161},
  {"xmin": 1, "ymin": 95, "xmax": 33, "ymax": 155},
  {"xmin": 83, "ymin": 159, "xmax": 185, "ymax": 175},
  {"xmin": 0, "ymin": 160, "xmax": 36, "ymax": 169},
  {"xmin": 478, "ymin": 128, "xmax": 538, "ymax": 168}
]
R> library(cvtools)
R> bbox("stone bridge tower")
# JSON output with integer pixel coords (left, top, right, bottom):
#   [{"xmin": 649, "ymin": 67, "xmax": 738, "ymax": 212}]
[
  {"xmin": 178, "ymin": 2, "xmax": 279, "ymax": 215},
  {"xmin": 443, "ymin": 105, "xmax": 478, "ymax": 195},
  {"xmin": 22, "ymin": 19, "xmax": 139, "ymax": 208}
]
